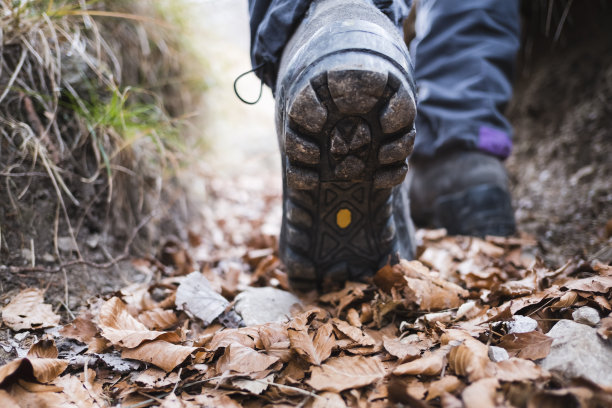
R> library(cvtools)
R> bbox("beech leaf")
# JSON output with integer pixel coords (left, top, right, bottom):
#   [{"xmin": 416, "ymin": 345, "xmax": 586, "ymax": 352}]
[
  {"xmin": 288, "ymin": 322, "xmax": 334, "ymax": 366},
  {"xmin": 98, "ymin": 297, "xmax": 180, "ymax": 348},
  {"xmin": 496, "ymin": 331, "xmax": 553, "ymax": 360},
  {"xmin": 1, "ymin": 289, "xmax": 60, "ymax": 331},
  {"xmin": 308, "ymin": 356, "xmax": 385, "ymax": 392},
  {"xmin": 122, "ymin": 340, "xmax": 196, "ymax": 372}
]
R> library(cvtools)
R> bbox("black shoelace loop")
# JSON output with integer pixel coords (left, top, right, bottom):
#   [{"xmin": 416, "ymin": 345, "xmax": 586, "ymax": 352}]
[{"xmin": 233, "ymin": 63, "xmax": 265, "ymax": 105}]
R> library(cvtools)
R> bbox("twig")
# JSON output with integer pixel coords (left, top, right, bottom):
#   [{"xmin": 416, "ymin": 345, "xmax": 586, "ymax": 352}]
[
  {"xmin": 172, "ymin": 368, "xmax": 182, "ymax": 394},
  {"xmin": 250, "ymin": 379, "xmax": 322, "ymax": 400},
  {"xmin": 138, "ymin": 392, "xmax": 164, "ymax": 404}
]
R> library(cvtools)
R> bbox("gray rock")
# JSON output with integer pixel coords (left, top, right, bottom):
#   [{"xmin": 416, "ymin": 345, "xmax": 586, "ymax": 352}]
[
  {"xmin": 572, "ymin": 306, "xmax": 600, "ymax": 327},
  {"xmin": 234, "ymin": 287, "xmax": 301, "ymax": 326},
  {"xmin": 508, "ymin": 315, "xmax": 538, "ymax": 334},
  {"xmin": 488, "ymin": 346, "xmax": 509, "ymax": 362},
  {"xmin": 541, "ymin": 319, "xmax": 612, "ymax": 387}
]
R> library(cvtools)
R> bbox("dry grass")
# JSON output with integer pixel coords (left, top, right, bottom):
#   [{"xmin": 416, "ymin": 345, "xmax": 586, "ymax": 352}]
[{"xmin": 0, "ymin": 0, "xmax": 205, "ymax": 263}]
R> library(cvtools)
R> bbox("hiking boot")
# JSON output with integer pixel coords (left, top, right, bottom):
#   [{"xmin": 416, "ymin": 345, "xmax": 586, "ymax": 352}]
[
  {"xmin": 275, "ymin": 0, "xmax": 417, "ymax": 290},
  {"xmin": 408, "ymin": 150, "xmax": 516, "ymax": 237}
]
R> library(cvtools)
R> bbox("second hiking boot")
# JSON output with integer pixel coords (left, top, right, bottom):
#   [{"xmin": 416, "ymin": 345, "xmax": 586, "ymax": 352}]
[
  {"xmin": 408, "ymin": 150, "xmax": 517, "ymax": 237},
  {"xmin": 275, "ymin": 0, "xmax": 417, "ymax": 290}
]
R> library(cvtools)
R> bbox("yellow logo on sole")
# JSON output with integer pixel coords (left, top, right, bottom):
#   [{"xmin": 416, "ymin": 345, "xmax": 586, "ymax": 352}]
[{"xmin": 336, "ymin": 208, "xmax": 352, "ymax": 229}]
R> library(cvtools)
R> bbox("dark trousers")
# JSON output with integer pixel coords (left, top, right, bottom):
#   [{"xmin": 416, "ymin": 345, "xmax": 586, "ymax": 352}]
[{"xmin": 248, "ymin": 0, "xmax": 520, "ymax": 159}]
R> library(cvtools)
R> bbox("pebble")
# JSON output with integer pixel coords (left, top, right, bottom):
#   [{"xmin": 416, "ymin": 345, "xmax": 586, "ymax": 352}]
[{"xmin": 572, "ymin": 306, "xmax": 600, "ymax": 327}]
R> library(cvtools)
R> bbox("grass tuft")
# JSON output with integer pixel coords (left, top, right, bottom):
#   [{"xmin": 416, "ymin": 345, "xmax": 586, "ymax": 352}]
[{"xmin": 0, "ymin": 0, "xmax": 205, "ymax": 261}]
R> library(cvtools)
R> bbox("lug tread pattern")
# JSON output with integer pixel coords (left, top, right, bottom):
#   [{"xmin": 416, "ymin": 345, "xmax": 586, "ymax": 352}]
[{"xmin": 282, "ymin": 64, "xmax": 415, "ymax": 290}]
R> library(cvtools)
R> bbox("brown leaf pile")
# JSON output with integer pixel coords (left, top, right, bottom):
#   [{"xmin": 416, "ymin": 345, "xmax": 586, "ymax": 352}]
[{"xmin": 1, "ymin": 218, "xmax": 612, "ymax": 406}]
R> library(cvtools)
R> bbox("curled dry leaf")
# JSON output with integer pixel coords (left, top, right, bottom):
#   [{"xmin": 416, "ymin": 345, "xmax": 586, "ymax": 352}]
[
  {"xmin": 175, "ymin": 272, "xmax": 229, "ymax": 326},
  {"xmin": 1, "ymin": 289, "xmax": 60, "ymax": 331},
  {"xmin": 448, "ymin": 339, "xmax": 493, "ymax": 382},
  {"xmin": 216, "ymin": 343, "xmax": 279, "ymax": 375},
  {"xmin": 550, "ymin": 291, "xmax": 578, "ymax": 310},
  {"xmin": 393, "ymin": 349, "xmax": 446, "ymax": 376},
  {"xmin": 122, "ymin": 340, "xmax": 196, "ymax": 372},
  {"xmin": 461, "ymin": 378, "xmax": 499, "ymax": 408},
  {"xmin": 426, "ymin": 375, "xmax": 462, "ymax": 401},
  {"xmin": 309, "ymin": 392, "xmax": 347, "ymax": 408},
  {"xmin": 138, "ymin": 309, "xmax": 179, "ymax": 330},
  {"xmin": 98, "ymin": 297, "xmax": 180, "ymax": 348},
  {"xmin": 27, "ymin": 339, "xmax": 59, "ymax": 359},
  {"xmin": 308, "ymin": 356, "xmax": 386, "ymax": 393},
  {"xmin": 0, "ymin": 344, "xmax": 68, "ymax": 386},
  {"xmin": 496, "ymin": 331, "xmax": 553, "ymax": 360},
  {"xmin": 288, "ymin": 322, "xmax": 334, "ymax": 366}
]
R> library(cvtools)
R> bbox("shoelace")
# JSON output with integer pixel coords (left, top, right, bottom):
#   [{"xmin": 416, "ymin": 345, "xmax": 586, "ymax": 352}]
[{"xmin": 233, "ymin": 63, "xmax": 265, "ymax": 105}]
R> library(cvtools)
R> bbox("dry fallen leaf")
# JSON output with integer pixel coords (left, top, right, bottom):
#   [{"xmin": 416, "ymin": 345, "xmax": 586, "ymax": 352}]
[
  {"xmin": 0, "ymin": 389, "xmax": 20, "ymax": 408},
  {"xmin": 597, "ymin": 316, "xmax": 612, "ymax": 340},
  {"xmin": 393, "ymin": 349, "xmax": 446, "ymax": 376},
  {"xmin": 563, "ymin": 275, "xmax": 612, "ymax": 293},
  {"xmin": 494, "ymin": 358, "xmax": 547, "ymax": 382},
  {"xmin": 53, "ymin": 374, "xmax": 106, "ymax": 407},
  {"xmin": 133, "ymin": 368, "xmax": 181, "ymax": 389},
  {"xmin": 138, "ymin": 309, "xmax": 179, "ymax": 330},
  {"xmin": 122, "ymin": 340, "xmax": 196, "ymax": 372},
  {"xmin": 308, "ymin": 356, "xmax": 385, "ymax": 393},
  {"xmin": 1, "ymin": 289, "xmax": 60, "ymax": 331},
  {"xmin": 60, "ymin": 312, "xmax": 98, "ymax": 344},
  {"xmin": 426, "ymin": 375, "xmax": 462, "ymax": 401},
  {"xmin": 383, "ymin": 337, "xmax": 421, "ymax": 363},
  {"xmin": 309, "ymin": 391, "xmax": 347, "ymax": 408},
  {"xmin": 398, "ymin": 260, "xmax": 468, "ymax": 310},
  {"xmin": 288, "ymin": 322, "xmax": 335, "ymax": 366},
  {"xmin": 0, "ymin": 343, "xmax": 68, "ymax": 386},
  {"xmin": 216, "ymin": 343, "xmax": 279, "ymax": 375},
  {"xmin": 206, "ymin": 326, "xmax": 259, "ymax": 351},
  {"xmin": 98, "ymin": 297, "xmax": 180, "ymax": 348},
  {"xmin": 461, "ymin": 378, "xmax": 499, "ymax": 408},
  {"xmin": 332, "ymin": 318, "xmax": 375, "ymax": 347},
  {"xmin": 448, "ymin": 339, "xmax": 493, "ymax": 382},
  {"xmin": 496, "ymin": 331, "xmax": 553, "ymax": 360},
  {"xmin": 175, "ymin": 272, "xmax": 229, "ymax": 326}
]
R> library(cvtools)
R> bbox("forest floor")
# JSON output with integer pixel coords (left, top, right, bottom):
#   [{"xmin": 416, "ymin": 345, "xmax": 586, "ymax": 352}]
[{"xmin": 0, "ymin": 1, "xmax": 611, "ymax": 407}]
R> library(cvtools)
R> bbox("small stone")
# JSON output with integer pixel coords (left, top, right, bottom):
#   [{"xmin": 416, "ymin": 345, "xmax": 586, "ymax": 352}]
[
  {"xmin": 14, "ymin": 332, "xmax": 29, "ymax": 342},
  {"xmin": 508, "ymin": 315, "xmax": 538, "ymax": 334},
  {"xmin": 541, "ymin": 319, "xmax": 612, "ymax": 387},
  {"xmin": 234, "ymin": 287, "xmax": 301, "ymax": 326},
  {"xmin": 57, "ymin": 237, "xmax": 78, "ymax": 253},
  {"xmin": 572, "ymin": 306, "xmax": 600, "ymax": 327},
  {"xmin": 488, "ymin": 346, "xmax": 509, "ymax": 362}
]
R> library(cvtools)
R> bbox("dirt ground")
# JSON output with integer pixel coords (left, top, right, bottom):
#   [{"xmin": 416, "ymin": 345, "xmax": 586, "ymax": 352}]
[{"xmin": 507, "ymin": 5, "xmax": 612, "ymax": 267}]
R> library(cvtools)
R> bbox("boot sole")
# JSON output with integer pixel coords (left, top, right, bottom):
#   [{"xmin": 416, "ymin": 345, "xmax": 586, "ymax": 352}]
[{"xmin": 280, "ymin": 52, "xmax": 416, "ymax": 290}]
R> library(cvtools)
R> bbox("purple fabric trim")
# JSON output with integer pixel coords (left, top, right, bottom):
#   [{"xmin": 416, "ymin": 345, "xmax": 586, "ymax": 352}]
[{"xmin": 477, "ymin": 126, "xmax": 512, "ymax": 158}]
